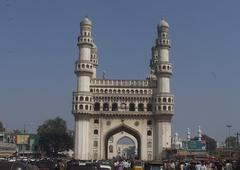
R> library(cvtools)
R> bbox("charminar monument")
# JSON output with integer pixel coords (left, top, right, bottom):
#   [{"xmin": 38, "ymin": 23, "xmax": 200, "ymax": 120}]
[{"xmin": 72, "ymin": 17, "xmax": 174, "ymax": 161}]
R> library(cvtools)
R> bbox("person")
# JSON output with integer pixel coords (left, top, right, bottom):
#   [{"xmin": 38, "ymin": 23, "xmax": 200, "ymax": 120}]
[
  {"xmin": 114, "ymin": 160, "xmax": 119, "ymax": 170},
  {"xmin": 225, "ymin": 160, "xmax": 233, "ymax": 170},
  {"xmin": 195, "ymin": 161, "xmax": 201, "ymax": 170},
  {"xmin": 117, "ymin": 161, "xmax": 124, "ymax": 170},
  {"xmin": 200, "ymin": 161, "xmax": 207, "ymax": 170},
  {"xmin": 170, "ymin": 160, "xmax": 176, "ymax": 170},
  {"xmin": 179, "ymin": 162, "xmax": 185, "ymax": 170}
]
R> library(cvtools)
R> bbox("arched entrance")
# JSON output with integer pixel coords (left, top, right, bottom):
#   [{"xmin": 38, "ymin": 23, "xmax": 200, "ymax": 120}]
[
  {"xmin": 104, "ymin": 125, "xmax": 141, "ymax": 159},
  {"xmin": 116, "ymin": 136, "xmax": 136, "ymax": 159}
]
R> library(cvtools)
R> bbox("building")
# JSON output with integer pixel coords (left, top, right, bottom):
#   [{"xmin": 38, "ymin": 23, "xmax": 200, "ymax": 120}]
[
  {"xmin": 72, "ymin": 18, "xmax": 174, "ymax": 160},
  {"xmin": 0, "ymin": 131, "xmax": 39, "ymax": 157},
  {"xmin": 15, "ymin": 133, "xmax": 39, "ymax": 157},
  {"xmin": 0, "ymin": 132, "xmax": 16, "ymax": 158}
]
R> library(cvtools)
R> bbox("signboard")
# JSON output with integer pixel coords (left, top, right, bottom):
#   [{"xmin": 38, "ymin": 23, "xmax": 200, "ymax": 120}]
[
  {"xmin": 182, "ymin": 140, "xmax": 206, "ymax": 150},
  {"xmin": 16, "ymin": 135, "xmax": 29, "ymax": 144}
]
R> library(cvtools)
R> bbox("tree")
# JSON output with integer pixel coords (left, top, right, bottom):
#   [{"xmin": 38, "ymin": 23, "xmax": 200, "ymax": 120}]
[
  {"xmin": 0, "ymin": 121, "xmax": 5, "ymax": 132},
  {"xmin": 202, "ymin": 134, "xmax": 217, "ymax": 152},
  {"xmin": 13, "ymin": 129, "xmax": 21, "ymax": 134},
  {"xmin": 225, "ymin": 136, "xmax": 237, "ymax": 149},
  {"xmin": 37, "ymin": 117, "xmax": 73, "ymax": 156}
]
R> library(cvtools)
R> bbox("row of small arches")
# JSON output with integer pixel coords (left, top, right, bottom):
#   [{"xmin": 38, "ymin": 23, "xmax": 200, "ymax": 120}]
[
  {"xmin": 159, "ymin": 39, "xmax": 170, "ymax": 45},
  {"xmin": 161, "ymin": 33, "xmax": 168, "ymax": 38},
  {"xmin": 156, "ymin": 105, "xmax": 173, "ymax": 111},
  {"xmin": 94, "ymin": 102, "xmax": 152, "ymax": 112},
  {"xmin": 157, "ymin": 64, "xmax": 172, "ymax": 72},
  {"xmin": 90, "ymin": 59, "xmax": 97, "ymax": 65},
  {"xmin": 90, "ymin": 88, "xmax": 151, "ymax": 95},
  {"xmin": 77, "ymin": 63, "xmax": 93, "ymax": 69},
  {"xmin": 92, "ymin": 96, "xmax": 153, "ymax": 102},
  {"xmin": 79, "ymin": 38, "xmax": 93, "ymax": 44},
  {"xmin": 93, "ymin": 129, "xmax": 152, "ymax": 136},
  {"xmin": 155, "ymin": 97, "xmax": 173, "ymax": 103},
  {"xmin": 74, "ymin": 96, "xmax": 173, "ymax": 104},
  {"xmin": 75, "ymin": 96, "xmax": 92, "ymax": 102},
  {"xmin": 93, "ymin": 119, "xmax": 153, "ymax": 125},
  {"xmin": 74, "ymin": 104, "xmax": 92, "ymax": 110},
  {"xmin": 73, "ymin": 103, "xmax": 173, "ymax": 112},
  {"xmin": 81, "ymin": 31, "xmax": 91, "ymax": 36},
  {"xmin": 91, "ymin": 54, "xmax": 97, "ymax": 59}
]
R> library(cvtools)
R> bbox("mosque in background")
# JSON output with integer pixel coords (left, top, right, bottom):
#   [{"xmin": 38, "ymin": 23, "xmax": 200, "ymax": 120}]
[{"xmin": 72, "ymin": 17, "xmax": 175, "ymax": 160}]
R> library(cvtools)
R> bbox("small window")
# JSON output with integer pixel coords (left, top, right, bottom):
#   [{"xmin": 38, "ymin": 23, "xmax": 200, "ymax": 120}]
[
  {"xmin": 138, "ymin": 103, "xmax": 144, "ymax": 111},
  {"xmin": 147, "ymin": 130, "xmax": 152, "ymax": 136},
  {"xmin": 112, "ymin": 103, "xmax": 118, "ymax": 111},
  {"xmin": 85, "ymin": 97, "xmax": 89, "ymax": 101},
  {"xmin": 94, "ymin": 119, "xmax": 99, "ymax": 124},
  {"xmin": 168, "ymin": 106, "xmax": 171, "ymax": 111},
  {"xmin": 80, "ymin": 96, "xmax": 84, "ymax": 101},
  {"xmin": 129, "ymin": 103, "xmax": 135, "ymax": 111},
  {"xmin": 163, "ymin": 106, "xmax": 167, "ymax": 111},
  {"xmin": 147, "ymin": 120, "xmax": 152, "ymax": 125},
  {"xmin": 94, "ymin": 129, "xmax": 98, "ymax": 135},
  {"xmin": 85, "ymin": 105, "xmax": 88, "ymax": 110},
  {"xmin": 103, "ymin": 103, "xmax": 109, "ymax": 111},
  {"xmin": 147, "ymin": 104, "xmax": 152, "ymax": 111},
  {"xmin": 94, "ymin": 103, "xmax": 100, "ymax": 111},
  {"xmin": 109, "ymin": 145, "xmax": 113, "ymax": 153},
  {"xmin": 163, "ymin": 98, "xmax": 167, "ymax": 102},
  {"xmin": 80, "ymin": 105, "xmax": 83, "ymax": 109},
  {"xmin": 168, "ymin": 98, "xmax": 171, "ymax": 102}
]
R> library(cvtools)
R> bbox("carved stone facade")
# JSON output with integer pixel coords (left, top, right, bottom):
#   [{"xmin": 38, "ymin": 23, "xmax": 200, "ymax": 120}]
[{"xmin": 72, "ymin": 18, "xmax": 174, "ymax": 160}]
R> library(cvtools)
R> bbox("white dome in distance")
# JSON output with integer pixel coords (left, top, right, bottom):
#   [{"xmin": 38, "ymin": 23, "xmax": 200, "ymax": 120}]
[{"xmin": 80, "ymin": 17, "xmax": 92, "ymax": 26}]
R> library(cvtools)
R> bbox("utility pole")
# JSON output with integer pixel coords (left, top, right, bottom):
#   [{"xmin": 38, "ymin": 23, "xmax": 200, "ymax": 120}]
[
  {"xmin": 236, "ymin": 132, "xmax": 240, "ymax": 148},
  {"xmin": 226, "ymin": 125, "xmax": 232, "ymax": 149}
]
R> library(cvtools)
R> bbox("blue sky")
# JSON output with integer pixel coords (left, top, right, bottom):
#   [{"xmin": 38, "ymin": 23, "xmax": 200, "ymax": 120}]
[{"xmin": 0, "ymin": 0, "xmax": 240, "ymax": 143}]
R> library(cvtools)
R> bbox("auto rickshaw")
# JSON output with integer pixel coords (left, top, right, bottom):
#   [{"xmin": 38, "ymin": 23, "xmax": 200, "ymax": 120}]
[{"xmin": 132, "ymin": 160, "xmax": 144, "ymax": 170}]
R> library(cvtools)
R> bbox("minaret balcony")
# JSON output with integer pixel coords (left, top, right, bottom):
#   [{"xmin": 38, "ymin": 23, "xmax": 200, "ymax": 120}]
[
  {"xmin": 156, "ymin": 63, "xmax": 172, "ymax": 75},
  {"xmin": 156, "ymin": 39, "xmax": 171, "ymax": 47},
  {"xmin": 154, "ymin": 95, "xmax": 174, "ymax": 105},
  {"xmin": 75, "ymin": 61, "xmax": 93, "ymax": 74},
  {"xmin": 77, "ymin": 36, "xmax": 93, "ymax": 45}
]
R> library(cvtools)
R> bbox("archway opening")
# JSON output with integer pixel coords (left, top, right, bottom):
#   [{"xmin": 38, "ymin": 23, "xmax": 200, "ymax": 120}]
[{"xmin": 105, "ymin": 125, "xmax": 141, "ymax": 160}]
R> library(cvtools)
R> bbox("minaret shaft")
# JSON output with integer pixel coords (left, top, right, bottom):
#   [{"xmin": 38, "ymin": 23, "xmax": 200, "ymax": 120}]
[
  {"xmin": 73, "ymin": 17, "xmax": 97, "ymax": 160},
  {"xmin": 153, "ymin": 20, "xmax": 174, "ymax": 160}
]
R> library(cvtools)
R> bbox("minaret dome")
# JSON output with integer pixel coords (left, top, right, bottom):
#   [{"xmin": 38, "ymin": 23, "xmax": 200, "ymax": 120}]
[
  {"xmin": 158, "ymin": 19, "xmax": 169, "ymax": 28},
  {"xmin": 80, "ymin": 17, "xmax": 92, "ymax": 26}
]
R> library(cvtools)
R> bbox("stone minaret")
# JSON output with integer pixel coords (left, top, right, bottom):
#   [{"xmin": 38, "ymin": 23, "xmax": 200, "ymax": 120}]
[
  {"xmin": 73, "ymin": 17, "xmax": 96, "ymax": 160},
  {"xmin": 187, "ymin": 128, "xmax": 191, "ymax": 141},
  {"xmin": 198, "ymin": 125, "xmax": 202, "ymax": 141},
  {"xmin": 153, "ymin": 19, "xmax": 174, "ymax": 160}
]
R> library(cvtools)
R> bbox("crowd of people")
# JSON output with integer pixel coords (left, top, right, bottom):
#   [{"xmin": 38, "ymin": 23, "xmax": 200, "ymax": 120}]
[
  {"xmin": 160, "ymin": 160, "xmax": 239, "ymax": 170},
  {"xmin": 113, "ymin": 159, "xmax": 132, "ymax": 170},
  {"xmin": 1, "ymin": 157, "xmax": 240, "ymax": 170}
]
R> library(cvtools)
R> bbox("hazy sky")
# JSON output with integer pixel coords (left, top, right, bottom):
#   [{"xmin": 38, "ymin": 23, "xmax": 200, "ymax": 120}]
[{"xmin": 1, "ymin": 0, "xmax": 240, "ymax": 143}]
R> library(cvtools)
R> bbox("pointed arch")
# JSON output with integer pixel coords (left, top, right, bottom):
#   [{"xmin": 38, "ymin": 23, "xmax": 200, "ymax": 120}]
[{"xmin": 104, "ymin": 124, "xmax": 141, "ymax": 159}]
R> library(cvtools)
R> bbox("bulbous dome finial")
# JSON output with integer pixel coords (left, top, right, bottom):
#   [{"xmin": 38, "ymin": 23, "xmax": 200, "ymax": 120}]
[
  {"xmin": 80, "ymin": 17, "xmax": 92, "ymax": 26},
  {"xmin": 158, "ymin": 19, "xmax": 169, "ymax": 28}
]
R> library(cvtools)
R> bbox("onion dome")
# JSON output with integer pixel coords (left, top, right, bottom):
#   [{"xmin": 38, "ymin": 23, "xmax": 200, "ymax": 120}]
[
  {"xmin": 80, "ymin": 17, "xmax": 92, "ymax": 26},
  {"xmin": 158, "ymin": 19, "xmax": 169, "ymax": 28}
]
